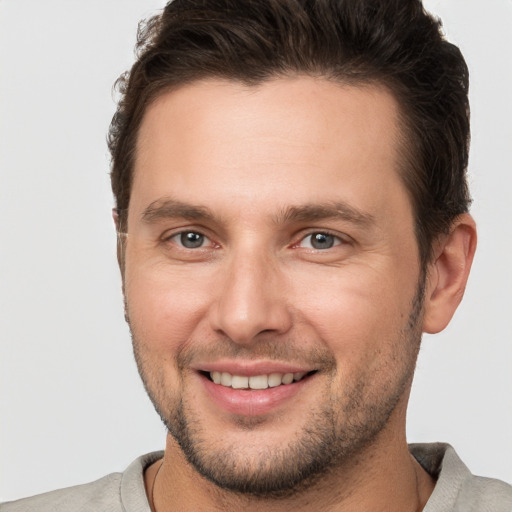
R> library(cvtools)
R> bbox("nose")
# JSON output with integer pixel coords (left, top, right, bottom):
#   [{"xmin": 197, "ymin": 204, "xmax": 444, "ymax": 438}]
[{"xmin": 209, "ymin": 249, "xmax": 292, "ymax": 345}]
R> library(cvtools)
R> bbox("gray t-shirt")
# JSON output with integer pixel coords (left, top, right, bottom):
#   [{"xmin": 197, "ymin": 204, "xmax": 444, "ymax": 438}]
[{"xmin": 3, "ymin": 444, "xmax": 512, "ymax": 511}]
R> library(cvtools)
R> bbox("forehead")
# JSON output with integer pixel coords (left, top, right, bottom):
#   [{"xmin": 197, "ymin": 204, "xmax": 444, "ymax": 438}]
[{"xmin": 131, "ymin": 77, "xmax": 410, "ymax": 225}]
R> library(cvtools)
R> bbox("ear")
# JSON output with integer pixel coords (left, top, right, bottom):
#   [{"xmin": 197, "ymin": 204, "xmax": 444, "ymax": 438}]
[
  {"xmin": 422, "ymin": 214, "xmax": 477, "ymax": 334},
  {"xmin": 112, "ymin": 208, "xmax": 126, "ymax": 277},
  {"xmin": 112, "ymin": 208, "xmax": 120, "ymax": 230}
]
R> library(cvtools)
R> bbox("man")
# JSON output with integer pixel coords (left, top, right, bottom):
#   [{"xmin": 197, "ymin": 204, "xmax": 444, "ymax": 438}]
[{"xmin": 3, "ymin": 0, "xmax": 512, "ymax": 510}]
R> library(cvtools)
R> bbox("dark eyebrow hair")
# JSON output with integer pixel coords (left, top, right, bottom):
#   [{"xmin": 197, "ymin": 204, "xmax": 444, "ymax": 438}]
[
  {"xmin": 140, "ymin": 197, "xmax": 374, "ymax": 228},
  {"xmin": 141, "ymin": 198, "xmax": 215, "ymax": 223},
  {"xmin": 275, "ymin": 202, "xmax": 375, "ymax": 227}
]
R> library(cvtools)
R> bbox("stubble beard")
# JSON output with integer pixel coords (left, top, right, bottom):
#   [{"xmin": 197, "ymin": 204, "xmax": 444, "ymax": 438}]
[{"xmin": 130, "ymin": 278, "xmax": 425, "ymax": 498}]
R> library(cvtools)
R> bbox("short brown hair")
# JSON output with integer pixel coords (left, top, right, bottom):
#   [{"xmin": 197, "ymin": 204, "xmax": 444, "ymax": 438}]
[{"xmin": 108, "ymin": 0, "xmax": 471, "ymax": 267}]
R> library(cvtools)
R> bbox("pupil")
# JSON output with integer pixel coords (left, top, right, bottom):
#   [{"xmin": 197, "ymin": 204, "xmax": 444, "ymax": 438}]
[
  {"xmin": 312, "ymin": 233, "xmax": 334, "ymax": 249},
  {"xmin": 181, "ymin": 232, "xmax": 204, "ymax": 248}
]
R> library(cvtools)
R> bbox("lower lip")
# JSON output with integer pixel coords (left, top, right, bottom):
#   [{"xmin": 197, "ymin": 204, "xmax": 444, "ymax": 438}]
[{"xmin": 200, "ymin": 374, "xmax": 310, "ymax": 416}]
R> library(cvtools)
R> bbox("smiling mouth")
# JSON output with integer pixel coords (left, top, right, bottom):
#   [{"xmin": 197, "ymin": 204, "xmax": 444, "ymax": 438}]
[{"xmin": 201, "ymin": 370, "xmax": 317, "ymax": 390}]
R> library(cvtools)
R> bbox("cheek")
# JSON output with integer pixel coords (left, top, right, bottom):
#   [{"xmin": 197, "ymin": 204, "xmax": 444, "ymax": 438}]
[
  {"xmin": 124, "ymin": 263, "xmax": 213, "ymax": 353},
  {"xmin": 291, "ymin": 264, "xmax": 416, "ymax": 365}
]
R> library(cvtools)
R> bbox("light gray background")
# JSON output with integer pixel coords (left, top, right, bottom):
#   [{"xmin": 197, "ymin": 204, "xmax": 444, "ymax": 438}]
[{"xmin": 1, "ymin": 0, "xmax": 511, "ymax": 502}]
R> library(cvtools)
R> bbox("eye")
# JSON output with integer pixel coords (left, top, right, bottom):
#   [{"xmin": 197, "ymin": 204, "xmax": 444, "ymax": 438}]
[
  {"xmin": 299, "ymin": 232, "xmax": 342, "ymax": 250},
  {"xmin": 170, "ymin": 231, "xmax": 210, "ymax": 249}
]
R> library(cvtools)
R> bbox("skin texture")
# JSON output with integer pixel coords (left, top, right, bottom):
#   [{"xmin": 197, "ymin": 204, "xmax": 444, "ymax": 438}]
[{"xmin": 120, "ymin": 77, "xmax": 476, "ymax": 511}]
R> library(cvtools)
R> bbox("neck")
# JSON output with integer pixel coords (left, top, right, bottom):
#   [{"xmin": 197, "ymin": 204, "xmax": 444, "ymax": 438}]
[{"xmin": 147, "ymin": 424, "xmax": 435, "ymax": 512}]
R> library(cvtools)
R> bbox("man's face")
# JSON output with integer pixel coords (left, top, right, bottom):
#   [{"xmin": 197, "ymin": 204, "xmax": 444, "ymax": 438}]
[{"xmin": 124, "ymin": 77, "xmax": 425, "ymax": 495}]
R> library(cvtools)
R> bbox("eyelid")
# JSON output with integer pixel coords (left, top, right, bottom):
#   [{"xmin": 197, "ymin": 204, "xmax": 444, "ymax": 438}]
[
  {"xmin": 158, "ymin": 226, "xmax": 351, "ymax": 252},
  {"xmin": 293, "ymin": 229, "xmax": 350, "ymax": 249},
  {"xmin": 161, "ymin": 227, "xmax": 218, "ymax": 249},
  {"xmin": 173, "ymin": 232, "xmax": 209, "ymax": 248}
]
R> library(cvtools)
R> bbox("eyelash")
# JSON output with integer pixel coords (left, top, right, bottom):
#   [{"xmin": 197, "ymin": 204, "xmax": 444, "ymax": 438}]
[
  {"xmin": 164, "ymin": 231, "xmax": 216, "ymax": 250},
  {"xmin": 296, "ymin": 231, "xmax": 345, "ymax": 250},
  {"xmin": 162, "ymin": 229, "xmax": 348, "ymax": 252}
]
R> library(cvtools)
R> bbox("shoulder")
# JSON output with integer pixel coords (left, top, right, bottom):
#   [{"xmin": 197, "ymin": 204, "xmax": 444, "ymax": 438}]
[
  {"xmin": 1, "ymin": 451, "xmax": 164, "ymax": 512},
  {"xmin": 1, "ymin": 473, "xmax": 123, "ymax": 512},
  {"xmin": 410, "ymin": 443, "xmax": 512, "ymax": 512},
  {"xmin": 457, "ymin": 474, "xmax": 512, "ymax": 511}
]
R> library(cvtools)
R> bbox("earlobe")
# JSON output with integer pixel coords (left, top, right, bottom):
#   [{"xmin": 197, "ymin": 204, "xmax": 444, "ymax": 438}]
[
  {"xmin": 112, "ymin": 208, "xmax": 120, "ymax": 230},
  {"xmin": 112, "ymin": 207, "xmax": 126, "ymax": 278},
  {"xmin": 422, "ymin": 214, "xmax": 477, "ymax": 334}
]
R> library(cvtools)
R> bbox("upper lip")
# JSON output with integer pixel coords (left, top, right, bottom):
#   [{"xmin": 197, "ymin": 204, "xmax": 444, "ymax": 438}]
[{"xmin": 192, "ymin": 360, "xmax": 315, "ymax": 376}]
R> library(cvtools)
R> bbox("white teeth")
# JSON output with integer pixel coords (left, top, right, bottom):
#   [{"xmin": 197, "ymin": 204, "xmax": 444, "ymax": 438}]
[
  {"xmin": 220, "ymin": 372, "xmax": 232, "ymax": 386},
  {"xmin": 281, "ymin": 373, "xmax": 294, "ymax": 385},
  {"xmin": 268, "ymin": 373, "xmax": 282, "ymax": 388},
  {"xmin": 249, "ymin": 375, "xmax": 268, "ymax": 390},
  {"xmin": 231, "ymin": 375, "xmax": 249, "ymax": 389},
  {"xmin": 209, "ymin": 371, "xmax": 309, "ymax": 389}
]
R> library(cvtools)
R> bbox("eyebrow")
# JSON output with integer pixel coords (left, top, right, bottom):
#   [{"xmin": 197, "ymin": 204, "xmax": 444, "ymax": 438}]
[
  {"xmin": 141, "ymin": 199, "xmax": 215, "ymax": 223},
  {"xmin": 141, "ymin": 197, "xmax": 375, "ymax": 228},
  {"xmin": 274, "ymin": 202, "xmax": 375, "ymax": 227}
]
